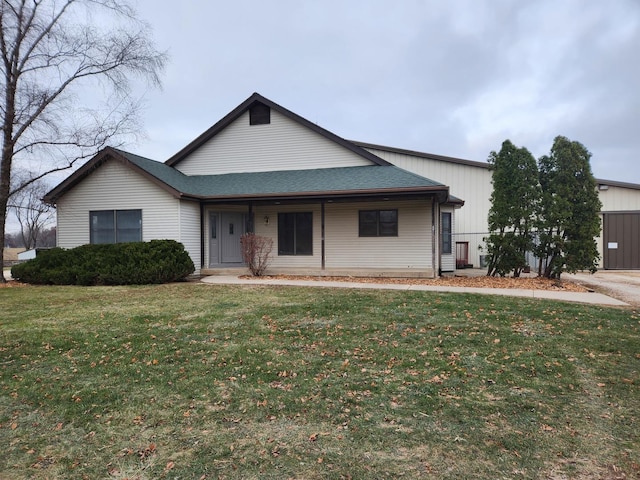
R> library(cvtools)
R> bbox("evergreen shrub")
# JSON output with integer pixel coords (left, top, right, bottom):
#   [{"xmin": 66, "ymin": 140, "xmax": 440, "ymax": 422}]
[{"xmin": 11, "ymin": 240, "xmax": 195, "ymax": 285}]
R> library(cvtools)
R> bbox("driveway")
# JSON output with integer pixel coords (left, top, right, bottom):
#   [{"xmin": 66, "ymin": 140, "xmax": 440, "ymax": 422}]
[{"xmin": 566, "ymin": 271, "xmax": 640, "ymax": 307}]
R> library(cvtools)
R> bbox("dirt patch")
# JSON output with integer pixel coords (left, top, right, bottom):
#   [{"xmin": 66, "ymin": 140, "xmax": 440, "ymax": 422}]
[{"xmin": 252, "ymin": 275, "xmax": 589, "ymax": 292}]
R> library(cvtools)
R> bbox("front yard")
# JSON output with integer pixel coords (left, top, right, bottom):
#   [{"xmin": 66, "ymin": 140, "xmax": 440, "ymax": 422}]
[{"xmin": 0, "ymin": 283, "xmax": 638, "ymax": 478}]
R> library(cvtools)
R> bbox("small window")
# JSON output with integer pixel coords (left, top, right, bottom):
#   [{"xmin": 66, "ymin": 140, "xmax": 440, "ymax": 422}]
[
  {"xmin": 359, "ymin": 209, "xmax": 398, "ymax": 237},
  {"xmin": 442, "ymin": 212, "xmax": 452, "ymax": 254},
  {"xmin": 250, "ymin": 102, "xmax": 270, "ymax": 125},
  {"xmin": 278, "ymin": 212, "xmax": 312, "ymax": 255},
  {"xmin": 90, "ymin": 209, "xmax": 142, "ymax": 244}
]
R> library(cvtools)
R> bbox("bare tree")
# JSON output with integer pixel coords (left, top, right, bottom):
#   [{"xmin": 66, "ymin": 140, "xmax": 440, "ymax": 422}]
[
  {"xmin": 240, "ymin": 233, "xmax": 274, "ymax": 276},
  {"xmin": 0, "ymin": 0, "xmax": 167, "ymax": 281},
  {"xmin": 8, "ymin": 175, "xmax": 54, "ymax": 249}
]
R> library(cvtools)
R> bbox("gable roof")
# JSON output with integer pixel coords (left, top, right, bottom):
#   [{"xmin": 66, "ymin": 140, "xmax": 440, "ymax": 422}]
[
  {"xmin": 43, "ymin": 147, "xmax": 187, "ymax": 204},
  {"xmin": 165, "ymin": 92, "xmax": 391, "ymax": 168},
  {"xmin": 44, "ymin": 147, "xmax": 459, "ymax": 205}
]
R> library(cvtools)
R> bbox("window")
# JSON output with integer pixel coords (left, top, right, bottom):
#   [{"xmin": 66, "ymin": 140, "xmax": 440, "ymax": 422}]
[
  {"xmin": 442, "ymin": 212, "xmax": 452, "ymax": 254},
  {"xmin": 359, "ymin": 209, "xmax": 398, "ymax": 237},
  {"xmin": 90, "ymin": 209, "xmax": 142, "ymax": 244},
  {"xmin": 250, "ymin": 102, "xmax": 270, "ymax": 125},
  {"xmin": 278, "ymin": 212, "xmax": 312, "ymax": 255}
]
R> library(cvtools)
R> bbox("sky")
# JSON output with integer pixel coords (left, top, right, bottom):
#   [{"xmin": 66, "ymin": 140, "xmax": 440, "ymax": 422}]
[{"xmin": 125, "ymin": 0, "xmax": 640, "ymax": 184}]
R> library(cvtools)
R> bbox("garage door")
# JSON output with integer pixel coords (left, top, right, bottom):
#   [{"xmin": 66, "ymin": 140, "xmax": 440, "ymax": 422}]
[{"xmin": 603, "ymin": 212, "xmax": 640, "ymax": 269}]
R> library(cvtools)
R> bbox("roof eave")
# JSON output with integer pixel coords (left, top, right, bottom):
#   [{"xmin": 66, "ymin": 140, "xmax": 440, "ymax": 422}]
[
  {"xmin": 43, "ymin": 147, "xmax": 183, "ymax": 205},
  {"xmin": 186, "ymin": 185, "xmax": 449, "ymax": 203},
  {"xmin": 43, "ymin": 147, "xmax": 120, "ymax": 205}
]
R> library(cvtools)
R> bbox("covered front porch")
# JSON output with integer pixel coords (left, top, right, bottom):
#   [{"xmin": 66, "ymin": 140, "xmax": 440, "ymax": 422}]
[{"xmin": 199, "ymin": 197, "xmax": 442, "ymax": 278}]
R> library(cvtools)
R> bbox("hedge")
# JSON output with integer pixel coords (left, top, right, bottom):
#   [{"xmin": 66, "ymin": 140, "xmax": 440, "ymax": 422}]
[{"xmin": 11, "ymin": 240, "xmax": 195, "ymax": 285}]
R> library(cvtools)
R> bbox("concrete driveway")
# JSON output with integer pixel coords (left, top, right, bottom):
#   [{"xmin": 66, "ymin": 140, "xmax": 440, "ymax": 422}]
[{"xmin": 566, "ymin": 271, "xmax": 640, "ymax": 307}]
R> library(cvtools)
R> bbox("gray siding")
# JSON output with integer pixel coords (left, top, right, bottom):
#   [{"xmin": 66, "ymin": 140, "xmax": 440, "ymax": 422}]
[{"xmin": 176, "ymin": 110, "xmax": 373, "ymax": 175}]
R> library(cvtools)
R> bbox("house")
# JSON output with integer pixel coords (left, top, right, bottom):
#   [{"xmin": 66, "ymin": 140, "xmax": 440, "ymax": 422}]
[
  {"xmin": 44, "ymin": 93, "xmax": 463, "ymax": 278},
  {"xmin": 355, "ymin": 142, "xmax": 640, "ymax": 270}
]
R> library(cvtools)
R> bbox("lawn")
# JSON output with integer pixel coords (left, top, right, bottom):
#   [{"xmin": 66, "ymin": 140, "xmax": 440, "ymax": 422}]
[{"xmin": 0, "ymin": 283, "xmax": 638, "ymax": 479}]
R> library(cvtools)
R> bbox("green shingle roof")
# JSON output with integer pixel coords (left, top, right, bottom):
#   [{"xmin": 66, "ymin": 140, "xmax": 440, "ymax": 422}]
[{"xmin": 119, "ymin": 149, "xmax": 449, "ymax": 200}]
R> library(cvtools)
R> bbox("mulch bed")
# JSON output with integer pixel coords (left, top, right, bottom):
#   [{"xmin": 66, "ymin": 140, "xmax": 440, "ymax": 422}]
[
  {"xmin": 1, "ymin": 275, "xmax": 589, "ymax": 292},
  {"xmin": 247, "ymin": 275, "xmax": 590, "ymax": 292}
]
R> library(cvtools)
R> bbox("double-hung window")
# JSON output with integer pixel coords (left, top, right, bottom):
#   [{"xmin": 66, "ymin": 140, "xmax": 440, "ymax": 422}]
[
  {"xmin": 359, "ymin": 209, "xmax": 398, "ymax": 237},
  {"xmin": 90, "ymin": 209, "xmax": 142, "ymax": 244},
  {"xmin": 278, "ymin": 212, "xmax": 312, "ymax": 255}
]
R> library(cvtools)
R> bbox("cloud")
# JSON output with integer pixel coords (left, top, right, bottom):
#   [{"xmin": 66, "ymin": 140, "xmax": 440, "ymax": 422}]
[{"xmin": 129, "ymin": 0, "xmax": 640, "ymax": 183}]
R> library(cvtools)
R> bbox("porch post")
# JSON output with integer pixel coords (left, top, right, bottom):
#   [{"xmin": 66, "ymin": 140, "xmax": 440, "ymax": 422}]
[
  {"xmin": 431, "ymin": 197, "xmax": 437, "ymax": 278},
  {"xmin": 321, "ymin": 201, "xmax": 326, "ymax": 270},
  {"xmin": 200, "ymin": 202, "xmax": 205, "ymax": 269},
  {"xmin": 247, "ymin": 203, "xmax": 254, "ymax": 233}
]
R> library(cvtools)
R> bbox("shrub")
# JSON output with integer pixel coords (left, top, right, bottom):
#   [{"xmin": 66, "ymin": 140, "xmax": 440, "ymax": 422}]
[
  {"xmin": 11, "ymin": 240, "xmax": 195, "ymax": 285},
  {"xmin": 240, "ymin": 233, "xmax": 273, "ymax": 276}
]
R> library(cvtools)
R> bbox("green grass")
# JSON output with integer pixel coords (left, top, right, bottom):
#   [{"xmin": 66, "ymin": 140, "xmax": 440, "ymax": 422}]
[{"xmin": 0, "ymin": 283, "xmax": 638, "ymax": 479}]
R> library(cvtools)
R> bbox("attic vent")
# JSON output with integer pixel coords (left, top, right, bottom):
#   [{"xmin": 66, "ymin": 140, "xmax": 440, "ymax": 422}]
[{"xmin": 249, "ymin": 102, "xmax": 270, "ymax": 125}]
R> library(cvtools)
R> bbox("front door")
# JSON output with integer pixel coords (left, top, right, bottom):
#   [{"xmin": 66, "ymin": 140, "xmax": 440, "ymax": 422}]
[
  {"xmin": 209, "ymin": 212, "xmax": 245, "ymax": 266},
  {"xmin": 220, "ymin": 212, "xmax": 244, "ymax": 263}
]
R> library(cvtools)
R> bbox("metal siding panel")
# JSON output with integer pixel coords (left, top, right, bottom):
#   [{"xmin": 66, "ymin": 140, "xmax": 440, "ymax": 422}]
[
  {"xmin": 369, "ymin": 148, "xmax": 490, "ymax": 268},
  {"xmin": 604, "ymin": 212, "xmax": 640, "ymax": 269},
  {"xmin": 599, "ymin": 186, "xmax": 640, "ymax": 211},
  {"xmin": 176, "ymin": 110, "xmax": 372, "ymax": 175}
]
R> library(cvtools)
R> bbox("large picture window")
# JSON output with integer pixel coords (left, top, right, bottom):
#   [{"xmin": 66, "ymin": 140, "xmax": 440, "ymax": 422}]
[
  {"xmin": 90, "ymin": 209, "xmax": 142, "ymax": 244},
  {"xmin": 442, "ymin": 212, "xmax": 452, "ymax": 254},
  {"xmin": 359, "ymin": 209, "xmax": 398, "ymax": 237},
  {"xmin": 278, "ymin": 212, "xmax": 312, "ymax": 255}
]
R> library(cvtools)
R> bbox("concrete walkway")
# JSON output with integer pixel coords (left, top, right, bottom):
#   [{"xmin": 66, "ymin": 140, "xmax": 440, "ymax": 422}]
[{"xmin": 201, "ymin": 275, "xmax": 629, "ymax": 307}]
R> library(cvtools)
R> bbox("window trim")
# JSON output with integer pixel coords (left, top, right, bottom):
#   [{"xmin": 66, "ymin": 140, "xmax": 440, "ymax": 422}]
[
  {"xmin": 90, "ymin": 209, "xmax": 142, "ymax": 244},
  {"xmin": 442, "ymin": 211, "xmax": 452, "ymax": 254},
  {"xmin": 358, "ymin": 209, "xmax": 398, "ymax": 237},
  {"xmin": 277, "ymin": 211, "xmax": 313, "ymax": 256}
]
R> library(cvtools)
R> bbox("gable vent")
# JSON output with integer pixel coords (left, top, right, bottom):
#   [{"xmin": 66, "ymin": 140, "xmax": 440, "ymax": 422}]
[{"xmin": 249, "ymin": 102, "xmax": 270, "ymax": 125}]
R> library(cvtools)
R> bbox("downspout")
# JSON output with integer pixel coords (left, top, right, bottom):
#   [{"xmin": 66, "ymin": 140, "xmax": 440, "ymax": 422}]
[{"xmin": 431, "ymin": 196, "xmax": 437, "ymax": 278}]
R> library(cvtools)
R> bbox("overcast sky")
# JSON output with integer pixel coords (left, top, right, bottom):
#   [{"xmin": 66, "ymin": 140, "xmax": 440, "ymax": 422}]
[{"xmin": 127, "ymin": 0, "xmax": 640, "ymax": 184}]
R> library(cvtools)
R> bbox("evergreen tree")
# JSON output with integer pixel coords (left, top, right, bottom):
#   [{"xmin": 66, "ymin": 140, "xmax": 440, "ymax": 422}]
[
  {"xmin": 486, "ymin": 140, "xmax": 540, "ymax": 277},
  {"xmin": 535, "ymin": 136, "xmax": 602, "ymax": 279}
]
